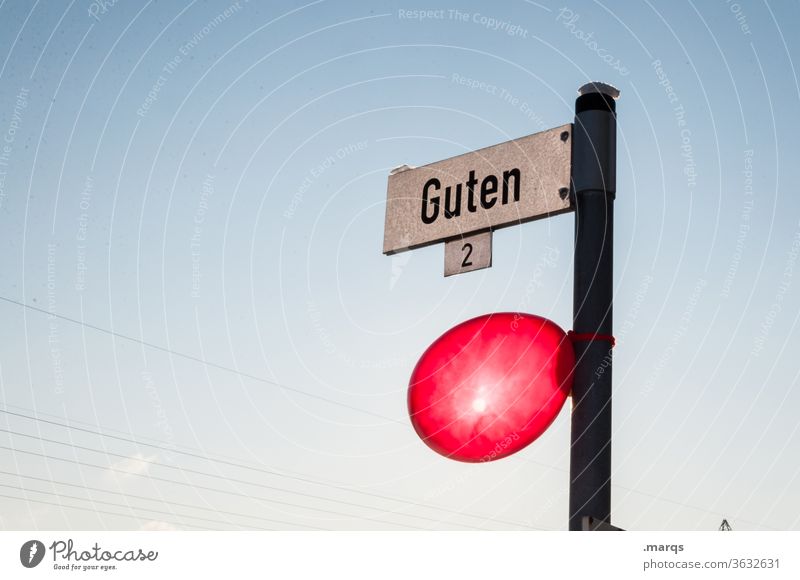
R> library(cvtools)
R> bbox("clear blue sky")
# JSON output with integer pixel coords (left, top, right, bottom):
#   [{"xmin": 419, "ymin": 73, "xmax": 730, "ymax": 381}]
[{"xmin": 1, "ymin": 0, "xmax": 799, "ymax": 531}]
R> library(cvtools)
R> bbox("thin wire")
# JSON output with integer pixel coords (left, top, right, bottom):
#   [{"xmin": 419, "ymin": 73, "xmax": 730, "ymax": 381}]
[
  {"xmin": 521, "ymin": 458, "xmax": 778, "ymax": 531},
  {"xmin": 0, "ymin": 468, "xmax": 321, "ymax": 529},
  {"xmin": 0, "ymin": 428, "xmax": 480, "ymax": 529},
  {"xmin": 0, "ymin": 295, "xmax": 400, "ymax": 423},
  {"xmin": 0, "ymin": 444, "xmax": 432, "ymax": 530},
  {"xmin": 0, "ymin": 481, "xmax": 279, "ymax": 530},
  {"xmin": 0, "ymin": 491, "xmax": 214, "ymax": 530},
  {"xmin": 0, "ymin": 406, "xmax": 536, "ymax": 529},
  {"xmin": 0, "ymin": 470, "xmax": 327, "ymax": 530}
]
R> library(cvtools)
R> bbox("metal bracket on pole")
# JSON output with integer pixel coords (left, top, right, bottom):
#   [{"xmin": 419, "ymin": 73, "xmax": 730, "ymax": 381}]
[
  {"xmin": 569, "ymin": 81, "xmax": 618, "ymax": 531},
  {"xmin": 581, "ymin": 516, "xmax": 624, "ymax": 531}
]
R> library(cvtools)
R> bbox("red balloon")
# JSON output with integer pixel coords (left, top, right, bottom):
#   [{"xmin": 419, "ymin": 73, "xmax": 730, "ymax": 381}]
[{"xmin": 408, "ymin": 313, "xmax": 574, "ymax": 462}]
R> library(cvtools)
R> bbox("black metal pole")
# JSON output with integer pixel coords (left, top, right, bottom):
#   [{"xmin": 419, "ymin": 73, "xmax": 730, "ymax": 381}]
[{"xmin": 569, "ymin": 82, "xmax": 618, "ymax": 531}]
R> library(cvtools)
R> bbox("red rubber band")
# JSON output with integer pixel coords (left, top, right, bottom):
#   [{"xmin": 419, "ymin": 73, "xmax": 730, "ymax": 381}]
[{"xmin": 567, "ymin": 330, "xmax": 616, "ymax": 348}]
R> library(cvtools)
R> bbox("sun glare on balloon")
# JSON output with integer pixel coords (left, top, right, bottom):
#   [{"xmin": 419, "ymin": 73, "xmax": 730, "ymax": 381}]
[{"xmin": 471, "ymin": 398, "xmax": 487, "ymax": 413}]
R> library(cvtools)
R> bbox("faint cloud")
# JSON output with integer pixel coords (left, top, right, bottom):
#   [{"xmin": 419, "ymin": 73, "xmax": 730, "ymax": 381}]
[{"xmin": 105, "ymin": 452, "xmax": 157, "ymax": 480}]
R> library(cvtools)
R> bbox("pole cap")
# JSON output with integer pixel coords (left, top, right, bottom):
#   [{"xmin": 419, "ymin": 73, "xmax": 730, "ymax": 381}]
[
  {"xmin": 576, "ymin": 82, "xmax": 619, "ymax": 114},
  {"xmin": 578, "ymin": 81, "xmax": 620, "ymax": 99}
]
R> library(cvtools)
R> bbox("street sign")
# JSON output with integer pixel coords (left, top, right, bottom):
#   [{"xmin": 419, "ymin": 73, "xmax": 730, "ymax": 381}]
[
  {"xmin": 383, "ymin": 81, "xmax": 619, "ymax": 530},
  {"xmin": 383, "ymin": 124, "xmax": 573, "ymax": 259},
  {"xmin": 444, "ymin": 231, "xmax": 492, "ymax": 276}
]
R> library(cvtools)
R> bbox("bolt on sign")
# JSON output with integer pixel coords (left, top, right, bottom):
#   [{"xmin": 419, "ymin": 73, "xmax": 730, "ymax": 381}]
[{"xmin": 382, "ymin": 124, "xmax": 574, "ymax": 276}]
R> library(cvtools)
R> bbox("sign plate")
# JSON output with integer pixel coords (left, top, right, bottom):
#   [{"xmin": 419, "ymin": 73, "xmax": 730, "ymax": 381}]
[
  {"xmin": 383, "ymin": 124, "xmax": 573, "ymax": 255},
  {"xmin": 444, "ymin": 231, "xmax": 492, "ymax": 277}
]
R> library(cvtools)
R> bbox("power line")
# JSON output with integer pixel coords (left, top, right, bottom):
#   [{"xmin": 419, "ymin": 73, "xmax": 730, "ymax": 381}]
[
  {"xmin": 521, "ymin": 457, "xmax": 777, "ymax": 531},
  {"xmin": 0, "ymin": 468, "xmax": 324, "ymax": 530},
  {"xmin": 0, "ymin": 406, "xmax": 537, "ymax": 529},
  {"xmin": 612, "ymin": 480, "xmax": 775, "ymax": 531},
  {"xmin": 0, "ymin": 294, "xmax": 400, "ymax": 423},
  {"xmin": 0, "ymin": 298, "xmax": 553, "ymax": 530},
  {"xmin": 0, "ymin": 427, "xmax": 466, "ymax": 529},
  {"xmin": 0, "ymin": 481, "xmax": 277, "ymax": 531},
  {"xmin": 0, "ymin": 491, "xmax": 214, "ymax": 531},
  {"xmin": 0, "ymin": 444, "xmax": 433, "ymax": 530}
]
